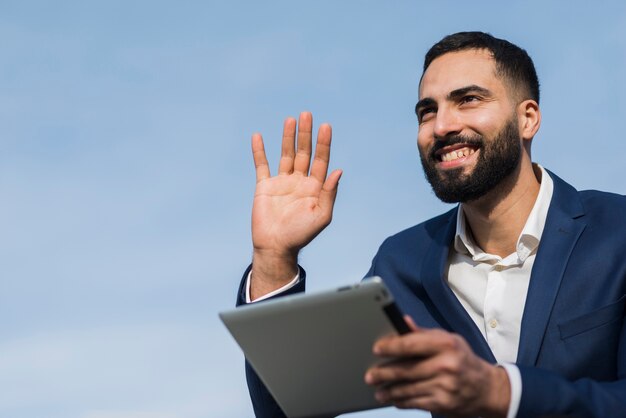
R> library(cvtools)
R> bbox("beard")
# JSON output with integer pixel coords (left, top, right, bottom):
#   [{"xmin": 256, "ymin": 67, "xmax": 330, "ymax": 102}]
[{"xmin": 419, "ymin": 117, "xmax": 522, "ymax": 203}]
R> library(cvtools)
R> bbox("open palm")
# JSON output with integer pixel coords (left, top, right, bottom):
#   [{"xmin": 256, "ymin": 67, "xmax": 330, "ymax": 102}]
[{"xmin": 249, "ymin": 112, "xmax": 342, "ymax": 297}]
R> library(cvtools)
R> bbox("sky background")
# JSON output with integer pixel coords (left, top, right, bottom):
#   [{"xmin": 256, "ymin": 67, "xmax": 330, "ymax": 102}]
[{"xmin": 1, "ymin": 1, "xmax": 625, "ymax": 418}]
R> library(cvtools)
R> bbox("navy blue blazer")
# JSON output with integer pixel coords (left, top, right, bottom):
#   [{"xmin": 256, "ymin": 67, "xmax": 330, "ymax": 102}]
[{"xmin": 237, "ymin": 171, "xmax": 626, "ymax": 417}]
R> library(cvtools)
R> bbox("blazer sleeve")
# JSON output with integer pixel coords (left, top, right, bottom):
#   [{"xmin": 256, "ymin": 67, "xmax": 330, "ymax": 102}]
[
  {"xmin": 236, "ymin": 264, "xmax": 307, "ymax": 418},
  {"xmin": 517, "ymin": 320, "xmax": 626, "ymax": 417}
]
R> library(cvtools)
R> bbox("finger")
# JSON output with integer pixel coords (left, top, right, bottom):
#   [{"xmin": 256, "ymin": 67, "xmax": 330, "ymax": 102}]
[
  {"xmin": 293, "ymin": 111, "xmax": 313, "ymax": 174},
  {"xmin": 375, "ymin": 378, "xmax": 432, "ymax": 404},
  {"xmin": 404, "ymin": 315, "xmax": 420, "ymax": 332},
  {"xmin": 366, "ymin": 356, "xmax": 437, "ymax": 386},
  {"xmin": 309, "ymin": 123, "xmax": 332, "ymax": 183},
  {"xmin": 385, "ymin": 381, "xmax": 457, "ymax": 414},
  {"xmin": 374, "ymin": 380, "xmax": 441, "ymax": 412},
  {"xmin": 374, "ymin": 328, "xmax": 460, "ymax": 358},
  {"xmin": 252, "ymin": 133, "xmax": 270, "ymax": 182},
  {"xmin": 278, "ymin": 117, "xmax": 296, "ymax": 174}
]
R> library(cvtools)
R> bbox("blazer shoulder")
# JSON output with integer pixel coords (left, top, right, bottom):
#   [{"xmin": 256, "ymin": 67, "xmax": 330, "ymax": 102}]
[
  {"xmin": 378, "ymin": 207, "xmax": 457, "ymax": 255},
  {"xmin": 579, "ymin": 190, "xmax": 626, "ymax": 236},
  {"xmin": 548, "ymin": 170, "xmax": 626, "ymax": 221},
  {"xmin": 579, "ymin": 189, "xmax": 626, "ymax": 210}
]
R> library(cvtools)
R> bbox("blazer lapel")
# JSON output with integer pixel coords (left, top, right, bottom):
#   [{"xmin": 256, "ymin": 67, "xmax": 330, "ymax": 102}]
[
  {"xmin": 516, "ymin": 172, "xmax": 586, "ymax": 366},
  {"xmin": 421, "ymin": 207, "xmax": 496, "ymax": 363}
]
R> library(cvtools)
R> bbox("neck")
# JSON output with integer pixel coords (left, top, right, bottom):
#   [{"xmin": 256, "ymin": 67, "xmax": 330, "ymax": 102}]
[{"xmin": 462, "ymin": 163, "xmax": 541, "ymax": 257}]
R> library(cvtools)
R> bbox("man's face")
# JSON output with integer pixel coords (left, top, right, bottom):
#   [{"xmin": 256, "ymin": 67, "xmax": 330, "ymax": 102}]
[{"xmin": 416, "ymin": 49, "xmax": 522, "ymax": 203}]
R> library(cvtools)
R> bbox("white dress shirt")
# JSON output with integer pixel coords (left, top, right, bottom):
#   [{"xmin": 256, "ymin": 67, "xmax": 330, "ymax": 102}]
[
  {"xmin": 448, "ymin": 165, "xmax": 554, "ymax": 417},
  {"xmin": 245, "ymin": 270, "xmax": 300, "ymax": 303}
]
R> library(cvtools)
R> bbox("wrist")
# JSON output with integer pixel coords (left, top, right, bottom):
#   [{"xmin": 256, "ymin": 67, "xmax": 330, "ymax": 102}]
[
  {"xmin": 250, "ymin": 249, "xmax": 299, "ymax": 300},
  {"xmin": 480, "ymin": 365, "xmax": 511, "ymax": 418}
]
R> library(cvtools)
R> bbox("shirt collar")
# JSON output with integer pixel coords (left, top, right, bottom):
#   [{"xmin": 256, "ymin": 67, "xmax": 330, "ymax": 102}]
[{"xmin": 454, "ymin": 164, "xmax": 554, "ymax": 263}]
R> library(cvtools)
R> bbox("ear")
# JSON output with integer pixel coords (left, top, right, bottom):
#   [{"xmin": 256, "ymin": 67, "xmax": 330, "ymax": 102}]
[{"xmin": 517, "ymin": 99, "xmax": 541, "ymax": 142}]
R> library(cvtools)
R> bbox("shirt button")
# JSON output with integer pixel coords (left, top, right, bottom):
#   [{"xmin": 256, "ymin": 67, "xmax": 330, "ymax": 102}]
[
  {"xmin": 494, "ymin": 264, "xmax": 505, "ymax": 272},
  {"xmin": 489, "ymin": 319, "xmax": 498, "ymax": 328}
]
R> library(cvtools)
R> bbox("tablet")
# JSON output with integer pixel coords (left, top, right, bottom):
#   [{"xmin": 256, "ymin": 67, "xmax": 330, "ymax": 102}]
[{"xmin": 219, "ymin": 277, "xmax": 409, "ymax": 418}]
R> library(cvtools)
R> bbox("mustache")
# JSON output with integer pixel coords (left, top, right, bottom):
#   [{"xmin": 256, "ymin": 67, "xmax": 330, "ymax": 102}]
[{"xmin": 429, "ymin": 134, "xmax": 483, "ymax": 160}]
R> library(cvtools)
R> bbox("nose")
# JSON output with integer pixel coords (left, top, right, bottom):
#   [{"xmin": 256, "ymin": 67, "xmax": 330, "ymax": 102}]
[{"xmin": 432, "ymin": 106, "xmax": 462, "ymax": 140}]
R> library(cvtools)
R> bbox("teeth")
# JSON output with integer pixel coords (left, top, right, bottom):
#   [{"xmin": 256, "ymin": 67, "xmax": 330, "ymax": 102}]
[{"xmin": 441, "ymin": 147, "xmax": 475, "ymax": 162}]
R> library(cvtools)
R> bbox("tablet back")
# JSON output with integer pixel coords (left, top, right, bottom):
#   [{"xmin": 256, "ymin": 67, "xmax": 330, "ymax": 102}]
[{"xmin": 219, "ymin": 277, "xmax": 406, "ymax": 418}]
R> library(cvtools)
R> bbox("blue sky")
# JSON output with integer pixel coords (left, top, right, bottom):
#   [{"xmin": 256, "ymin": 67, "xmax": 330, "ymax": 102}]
[{"xmin": 1, "ymin": 2, "xmax": 625, "ymax": 417}]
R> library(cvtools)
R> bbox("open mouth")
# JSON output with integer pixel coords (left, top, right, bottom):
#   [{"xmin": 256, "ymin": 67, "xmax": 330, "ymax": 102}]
[{"xmin": 435, "ymin": 144, "xmax": 479, "ymax": 163}]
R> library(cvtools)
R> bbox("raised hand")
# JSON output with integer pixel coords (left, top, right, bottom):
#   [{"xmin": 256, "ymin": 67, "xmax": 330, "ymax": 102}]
[{"xmin": 250, "ymin": 112, "xmax": 342, "ymax": 299}]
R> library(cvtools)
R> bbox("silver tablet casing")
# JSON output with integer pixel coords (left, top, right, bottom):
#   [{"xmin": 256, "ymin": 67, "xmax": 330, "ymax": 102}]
[{"xmin": 220, "ymin": 277, "xmax": 405, "ymax": 418}]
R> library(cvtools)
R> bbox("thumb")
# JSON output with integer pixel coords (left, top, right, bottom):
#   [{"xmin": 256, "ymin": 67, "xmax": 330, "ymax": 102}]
[
  {"xmin": 404, "ymin": 315, "xmax": 420, "ymax": 332},
  {"xmin": 319, "ymin": 169, "xmax": 343, "ymax": 214}
]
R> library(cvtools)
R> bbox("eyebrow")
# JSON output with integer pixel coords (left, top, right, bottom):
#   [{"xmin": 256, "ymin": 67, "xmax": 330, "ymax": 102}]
[
  {"xmin": 414, "ymin": 98, "xmax": 436, "ymax": 117},
  {"xmin": 448, "ymin": 84, "xmax": 493, "ymax": 100},
  {"xmin": 415, "ymin": 84, "xmax": 494, "ymax": 117}
]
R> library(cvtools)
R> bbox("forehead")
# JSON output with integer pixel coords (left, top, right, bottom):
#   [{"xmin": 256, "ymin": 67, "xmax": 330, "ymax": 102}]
[{"xmin": 419, "ymin": 49, "xmax": 505, "ymax": 99}]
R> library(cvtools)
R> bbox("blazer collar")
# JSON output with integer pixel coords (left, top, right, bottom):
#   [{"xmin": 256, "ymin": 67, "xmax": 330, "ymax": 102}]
[
  {"xmin": 421, "ymin": 206, "xmax": 497, "ymax": 363},
  {"xmin": 516, "ymin": 170, "xmax": 586, "ymax": 365}
]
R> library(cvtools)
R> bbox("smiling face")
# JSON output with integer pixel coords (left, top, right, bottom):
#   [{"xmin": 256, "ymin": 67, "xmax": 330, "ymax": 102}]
[{"xmin": 416, "ymin": 49, "xmax": 524, "ymax": 203}]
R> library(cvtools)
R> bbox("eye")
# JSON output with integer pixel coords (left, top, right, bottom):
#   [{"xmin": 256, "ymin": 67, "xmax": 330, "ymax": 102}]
[
  {"xmin": 418, "ymin": 107, "xmax": 436, "ymax": 123},
  {"xmin": 460, "ymin": 95, "xmax": 480, "ymax": 104}
]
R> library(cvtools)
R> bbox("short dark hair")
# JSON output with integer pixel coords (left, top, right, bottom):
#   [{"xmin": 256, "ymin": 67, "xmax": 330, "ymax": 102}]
[{"xmin": 423, "ymin": 31, "xmax": 540, "ymax": 103}]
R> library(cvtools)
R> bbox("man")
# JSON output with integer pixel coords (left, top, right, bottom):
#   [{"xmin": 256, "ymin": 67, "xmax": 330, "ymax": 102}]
[{"xmin": 237, "ymin": 32, "xmax": 626, "ymax": 417}]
